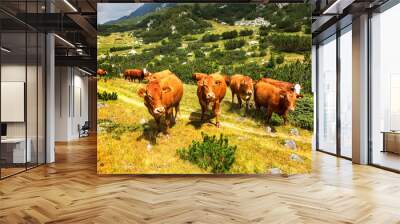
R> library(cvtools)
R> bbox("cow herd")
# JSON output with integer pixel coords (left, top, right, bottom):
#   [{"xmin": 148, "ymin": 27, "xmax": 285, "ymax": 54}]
[{"xmin": 97, "ymin": 68, "xmax": 303, "ymax": 134}]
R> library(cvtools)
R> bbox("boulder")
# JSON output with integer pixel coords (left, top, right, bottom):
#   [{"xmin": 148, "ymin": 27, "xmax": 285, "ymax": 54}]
[
  {"xmin": 290, "ymin": 128, "xmax": 300, "ymax": 136},
  {"xmin": 269, "ymin": 168, "xmax": 282, "ymax": 175},
  {"xmin": 284, "ymin": 139, "xmax": 297, "ymax": 150},
  {"xmin": 290, "ymin": 153, "xmax": 303, "ymax": 162}
]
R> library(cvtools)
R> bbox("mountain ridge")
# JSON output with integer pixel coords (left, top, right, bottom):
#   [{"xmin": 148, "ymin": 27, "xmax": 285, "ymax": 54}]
[{"xmin": 105, "ymin": 3, "xmax": 174, "ymax": 25}]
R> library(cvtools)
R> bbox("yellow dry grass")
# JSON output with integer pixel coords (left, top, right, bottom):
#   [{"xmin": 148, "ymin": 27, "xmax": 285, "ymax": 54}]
[{"xmin": 97, "ymin": 79, "xmax": 312, "ymax": 175}]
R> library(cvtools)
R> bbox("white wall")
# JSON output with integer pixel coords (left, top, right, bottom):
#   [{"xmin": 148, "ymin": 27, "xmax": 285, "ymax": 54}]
[{"xmin": 54, "ymin": 66, "xmax": 89, "ymax": 141}]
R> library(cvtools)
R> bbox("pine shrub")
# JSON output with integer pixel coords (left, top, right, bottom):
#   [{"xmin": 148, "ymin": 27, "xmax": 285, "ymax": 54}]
[{"xmin": 177, "ymin": 133, "xmax": 237, "ymax": 174}]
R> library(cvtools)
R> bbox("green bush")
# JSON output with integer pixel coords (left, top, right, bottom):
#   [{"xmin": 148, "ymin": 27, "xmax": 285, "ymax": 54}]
[
  {"xmin": 97, "ymin": 91, "xmax": 118, "ymax": 101},
  {"xmin": 224, "ymin": 39, "xmax": 245, "ymax": 50},
  {"xmin": 270, "ymin": 59, "xmax": 311, "ymax": 93},
  {"xmin": 194, "ymin": 49, "xmax": 205, "ymax": 58},
  {"xmin": 221, "ymin": 30, "xmax": 238, "ymax": 40},
  {"xmin": 177, "ymin": 133, "xmax": 237, "ymax": 174},
  {"xmin": 202, "ymin": 33, "xmax": 220, "ymax": 42},
  {"xmin": 259, "ymin": 26, "xmax": 269, "ymax": 36},
  {"xmin": 183, "ymin": 35, "xmax": 198, "ymax": 41},
  {"xmin": 259, "ymin": 37, "xmax": 268, "ymax": 49},
  {"xmin": 109, "ymin": 46, "xmax": 132, "ymax": 52},
  {"xmin": 239, "ymin": 29, "xmax": 253, "ymax": 36},
  {"xmin": 288, "ymin": 94, "xmax": 314, "ymax": 130},
  {"xmin": 269, "ymin": 33, "xmax": 311, "ymax": 52},
  {"xmin": 276, "ymin": 54, "xmax": 284, "ymax": 64}
]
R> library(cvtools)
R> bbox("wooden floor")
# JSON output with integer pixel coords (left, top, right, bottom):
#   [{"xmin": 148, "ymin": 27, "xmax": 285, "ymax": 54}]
[{"xmin": 1, "ymin": 136, "xmax": 400, "ymax": 223}]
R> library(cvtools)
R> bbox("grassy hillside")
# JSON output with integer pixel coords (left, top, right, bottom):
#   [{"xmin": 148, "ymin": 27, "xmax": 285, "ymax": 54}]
[
  {"xmin": 97, "ymin": 79, "xmax": 312, "ymax": 175},
  {"xmin": 97, "ymin": 3, "xmax": 312, "ymax": 91}
]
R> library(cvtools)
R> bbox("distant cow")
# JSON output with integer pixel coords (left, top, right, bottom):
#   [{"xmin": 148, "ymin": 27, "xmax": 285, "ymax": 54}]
[
  {"xmin": 193, "ymin": 72, "xmax": 227, "ymax": 128},
  {"xmin": 124, "ymin": 69, "xmax": 144, "ymax": 82},
  {"xmin": 259, "ymin": 77, "xmax": 301, "ymax": 94},
  {"xmin": 229, "ymin": 74, "xmax": 254, "ymax": 112},
  {"xmin": 97, "ymin": 68, "xmax": 107, "ymax": 77},
  {"xmin": 254, "ymin": 81, "xmax": 303, "ymax": 125},
  {"xmin": 138, "ymin": 73, "xmax": 183, "ymax": 134},
  {"xmin": 145, "ymin": 69, "xmax": 173, "ymax": 82}
]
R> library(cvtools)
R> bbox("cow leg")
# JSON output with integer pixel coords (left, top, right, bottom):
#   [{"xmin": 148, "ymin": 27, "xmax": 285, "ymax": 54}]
[
  {"xmin": 266, "ymin": 109, "xmax": 273, "ymax": 125},
  {"xmin": 168, "ymin": 108, "xmax": 175, "ymax": 126},
  {"xmin": 174, "ymin": 104, "xmax": 180, "ymax": 120},
  {"xmin": 237, "ymin": 95, "xmax": 242, "ymax": 108},
  {"xmin": 213, "ymin": 102, "xmax": 222, "ymax": 128},
  {"xmin": 282, "ymin": 112, "xmax": 289, "ymax": 125},
  {"xmin": 231, "ymin": 91, "xmax": 235, "ymax": 104},
  {"xmin": 164, "ymin": 111, "xmax": 173, "ymax": 134},
  {"xmin": 245, "ymin": 100, "xmax": 250, "ymax": 113},
  {"xmin": 200, "ymin": 103, "xmax": 207, "ymax": 122},
  {"xmin": 155, "ymin": 117, "xmax": 162, "ymax": 133}
]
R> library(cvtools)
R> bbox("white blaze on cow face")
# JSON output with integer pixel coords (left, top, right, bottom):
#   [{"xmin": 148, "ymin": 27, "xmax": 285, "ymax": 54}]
[
  {"xmin": 239, "ymin": 77, "xmax": 253, "ymax": 101},
  {"xmin": 294, "ymin": 84, "xmax": 301, "ymax": 95},
  {"xmin": 153, "ymin": 106, "xmax": 165, "ymax": 115},
  {"xmin": 200, "ymin": 76, "xmax": 217, "ymax": 101}
]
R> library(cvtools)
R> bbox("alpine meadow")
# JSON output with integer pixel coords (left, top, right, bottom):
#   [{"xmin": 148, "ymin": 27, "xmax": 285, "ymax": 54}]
[{"xmin": 97, "ymin": 3, "xmax": 313, "ymax": 175}]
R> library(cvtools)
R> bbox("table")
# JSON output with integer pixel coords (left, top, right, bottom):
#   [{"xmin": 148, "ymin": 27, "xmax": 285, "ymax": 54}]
[
  {"xmin": 381, "ymin": 131, "xmax": 400, "ymax": 154},
  {"xmin": 1, "ymin": 138, "xmax": 31, "ymax": 163}
]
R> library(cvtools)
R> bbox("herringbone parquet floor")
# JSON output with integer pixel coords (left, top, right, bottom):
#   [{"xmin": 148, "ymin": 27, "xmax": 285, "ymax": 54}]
[{"xmin": 1, "ymin": 135, "xmax": 400, "ymax": 224}]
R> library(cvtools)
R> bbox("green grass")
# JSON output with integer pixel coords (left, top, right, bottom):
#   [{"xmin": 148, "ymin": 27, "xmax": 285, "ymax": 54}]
[{"xmin": 97, "ymin": 79, "xmax": 312, "ymax": 175}]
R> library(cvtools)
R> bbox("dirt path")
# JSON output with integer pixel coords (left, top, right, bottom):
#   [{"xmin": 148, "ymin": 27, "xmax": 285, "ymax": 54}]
[{"xmin": 98, "ymin": 85, "xmax": 269, "ymax": 136}]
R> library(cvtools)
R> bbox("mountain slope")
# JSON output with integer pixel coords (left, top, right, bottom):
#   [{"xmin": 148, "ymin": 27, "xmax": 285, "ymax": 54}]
[{"xmin": 105, "ymin": 3, "xmax": 174, "ymax": 25}]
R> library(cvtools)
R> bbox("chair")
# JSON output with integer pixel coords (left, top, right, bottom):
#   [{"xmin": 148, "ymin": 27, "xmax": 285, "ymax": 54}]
[{"xmin": 79, "ymin": 121, "xmax": 90, "ymax": 138}]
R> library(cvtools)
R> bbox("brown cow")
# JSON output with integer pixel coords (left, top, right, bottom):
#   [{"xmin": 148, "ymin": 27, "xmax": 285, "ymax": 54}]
[
  {"xmin": 229, "ymin": 74, "xmax": 254, "ymax": 112},
  {"xmin": 260, "ymin": 77, "xmax": 301, "ymax": 94},
  {"xmin": 193, "ymin": 72, "xmax": 227, "ymax": 128},
  {"xmin": 124, "ymin": 69, "xmax": 144, "ymax": 83},
  {"xmin": 97, "ymin": 68, "xmax": 107, "ymax": 77},
  {"xmin": 145, "ymin": 69, "xmax": 173, "ymax": 82},
  {"xmin": 254, "ymin": 81, "xmax": 303, "ymax": 125},
  {"xmin": 138, "ymin": 73, "xmax": 183, "ymax": 133}
]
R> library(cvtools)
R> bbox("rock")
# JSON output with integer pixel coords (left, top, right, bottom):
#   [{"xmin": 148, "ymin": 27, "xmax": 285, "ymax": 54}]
[
  {"xmin": 236, "ymin": 117, "xmax": 245, "ymax": 122},
  {"xmin": 97, "ymin": 103, "xmax": 105, "ymax": 109},
  {"xmin": 290, "ymin": 153, "xmax": 303, "ymax": 162},
  {"xmin": 284, "ymin": 140, "xmax": 297, "ymax": 150},
  {"xmin": 146, "ymin": 144, "xmax": 153, "ymax": 152},
  {"xmin": 290, "ymin": 128, "xmax": 300, "ymax": 136},
  {"xmin": 139, "ymin": 118, "xmax": 147, "ymax": 125},
  {"xmin": 266, "ymin": 126, "xmax": 272, "ymax": 133},
  {"xmin": 269, "ymin": 168, "xmax": 282, "ymax": 175}
]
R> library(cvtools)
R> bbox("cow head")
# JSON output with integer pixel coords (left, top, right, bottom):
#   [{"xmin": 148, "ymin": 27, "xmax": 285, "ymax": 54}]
[
  {"xmin": 239, "ymin": 77, "xmax": 254, "ymax": 100},
  {"xmin": 138, "ymin": 80, "xmax": 172, "ymax": 116},
  {"xmin": 292, "ymin": 83, "xmax": 301, "ymax": 95},
  {"xmin": 192, "ymin": 73, "xmax": 208, "ymax": 84},
  {"xmin": 197, "ymin": 75, "xmax": 222, "ymax": 101},
  {"xmin": 280, "ymin": 91, "xmax": 302, "ymax": 111}
]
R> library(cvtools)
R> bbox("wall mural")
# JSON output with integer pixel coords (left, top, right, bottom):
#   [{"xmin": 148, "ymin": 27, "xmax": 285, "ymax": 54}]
[{"xmin": 97, "ymin": 3, "xmax": 313, "ymax": 175}]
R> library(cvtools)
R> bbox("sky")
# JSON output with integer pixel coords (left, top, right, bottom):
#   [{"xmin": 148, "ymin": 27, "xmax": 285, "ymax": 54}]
[{"xmin": 97, "ymin": 3, "xmax": 143, "ymax": 24}]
